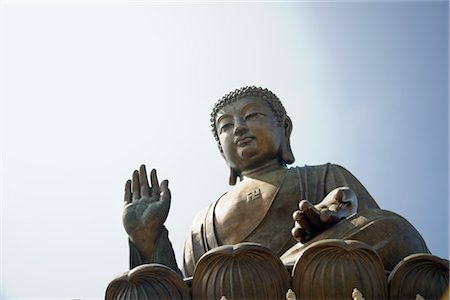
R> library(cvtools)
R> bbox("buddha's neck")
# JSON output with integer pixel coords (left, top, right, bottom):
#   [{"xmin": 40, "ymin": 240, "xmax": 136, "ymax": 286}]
[{"xmin": 241, "ymin": 159, "xmax": 286, "ymax": 178}]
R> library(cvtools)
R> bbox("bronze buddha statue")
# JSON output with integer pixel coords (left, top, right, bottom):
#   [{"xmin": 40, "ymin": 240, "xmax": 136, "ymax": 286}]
[{"xmin": 121, "ymin": 86, "xmax": 429, "ymax": 277}]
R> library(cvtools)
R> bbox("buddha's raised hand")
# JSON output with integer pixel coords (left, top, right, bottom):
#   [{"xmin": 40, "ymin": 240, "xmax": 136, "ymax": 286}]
[
  {"xmin": 122, "ymin": 165, "xmax": 171, "ymax": 259},
  {"xmin": 291, "ymin": 187, "xmax": 358, "ymax": 243}
]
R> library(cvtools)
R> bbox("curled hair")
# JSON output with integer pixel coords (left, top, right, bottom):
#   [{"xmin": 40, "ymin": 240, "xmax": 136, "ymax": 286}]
[{"xmin": 210, "ymin": 86, "xmax": 287, "ymax": 149}]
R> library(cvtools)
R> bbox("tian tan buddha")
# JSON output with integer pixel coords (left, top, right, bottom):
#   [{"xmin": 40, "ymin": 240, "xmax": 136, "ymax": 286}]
[{"xmin": 115, "ymin": 86, "xmax": 437, "ymax": 298}]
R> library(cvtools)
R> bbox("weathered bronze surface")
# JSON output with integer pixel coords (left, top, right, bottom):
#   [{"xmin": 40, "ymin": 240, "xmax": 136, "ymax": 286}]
[
  {"xmin": 388, "ymin": 253, "xmax": 449, "ymax": 299},
  {"xmin": 191, "ymin": 243, "xmax": 290, "ymax": 299},
  {"xmin": 105, "ymin": 263, "xmax": 190, "ymax": 299},
  {"xmin": 291, "ymin": 239, "xmax": 388, "ymax": 299},
  {"xmin": 108, "ymin": 86, "xmax": 446, "ymax": 299}
]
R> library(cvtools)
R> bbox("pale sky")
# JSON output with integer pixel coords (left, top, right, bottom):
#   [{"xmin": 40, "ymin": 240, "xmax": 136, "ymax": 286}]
[{"xmin": 1, "ymin": 1, "xmax": 448, "ymax": 299}]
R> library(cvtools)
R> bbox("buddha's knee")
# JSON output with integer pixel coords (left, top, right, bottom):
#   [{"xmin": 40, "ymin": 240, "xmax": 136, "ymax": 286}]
[
  {"xmin": 282, "ymin": 209, "xmax": 430, "ymax": 271},
  {"xmin": 339, "ymin": 209, "xmax": 430, "ymax": 270}
]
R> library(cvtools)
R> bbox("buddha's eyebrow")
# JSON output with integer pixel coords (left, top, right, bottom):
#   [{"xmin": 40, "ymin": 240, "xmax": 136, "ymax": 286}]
[{"xmin": 216, "ymin": 114, "xmax": 232, "ymax": 124}]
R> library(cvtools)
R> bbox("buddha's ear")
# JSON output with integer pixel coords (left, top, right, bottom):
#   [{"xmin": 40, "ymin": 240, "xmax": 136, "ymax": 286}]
[
  {"xmin": 219, "ymin": 143, "xmax": 241, "ymax": 186},
  {"xmin": 280, "ymin": 116, "xmax": 295, "ymax": 164},
  {"xmin": 228, "ymin": 167, "xmax": 241, "ymax": 186}
]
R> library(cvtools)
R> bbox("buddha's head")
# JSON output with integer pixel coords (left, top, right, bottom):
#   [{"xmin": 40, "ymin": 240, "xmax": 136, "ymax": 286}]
[{"xmin": 211, "ymin": 86, "xmax": 295, "ymax": 185}]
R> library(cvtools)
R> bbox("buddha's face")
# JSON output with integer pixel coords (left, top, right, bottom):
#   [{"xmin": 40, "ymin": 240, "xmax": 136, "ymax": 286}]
[{"xmin": 215, "ymin": 96, "xmax": 282, "ymax": 172}]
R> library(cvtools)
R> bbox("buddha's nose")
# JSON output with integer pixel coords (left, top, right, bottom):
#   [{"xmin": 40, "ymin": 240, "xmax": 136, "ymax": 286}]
[{"xmin": 233, "ymin": 118, "xmax": 248, "ymax": 136}]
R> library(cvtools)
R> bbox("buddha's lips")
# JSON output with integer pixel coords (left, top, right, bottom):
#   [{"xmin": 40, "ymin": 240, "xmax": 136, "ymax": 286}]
[{"xmin": 235, "ymin": 136, "xmax": 254, "ymax": 146}]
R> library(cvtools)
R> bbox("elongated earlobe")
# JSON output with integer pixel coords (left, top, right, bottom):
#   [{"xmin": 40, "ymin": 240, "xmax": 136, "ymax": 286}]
[
  {"xmin": 280, "ymin": 116, "xmax": 295, "ymax": 164},
  {"xmin": 219, "ymin": 145, "xmax": 241, "ymax": 186},
  {"xmin": 229, "ymin": 167, "xmax": 241, "ymax": 186}
]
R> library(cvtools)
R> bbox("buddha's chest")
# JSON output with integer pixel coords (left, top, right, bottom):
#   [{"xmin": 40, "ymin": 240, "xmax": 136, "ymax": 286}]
[{"xmin": 213, "ymin": 178, "xmax": 280, "ymax": 245}]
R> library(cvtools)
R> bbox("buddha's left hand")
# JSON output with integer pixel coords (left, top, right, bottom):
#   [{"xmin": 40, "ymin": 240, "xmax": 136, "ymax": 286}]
[{"xmin": 291, "ymin": 187, "xmax": 358, "ymax": 243}]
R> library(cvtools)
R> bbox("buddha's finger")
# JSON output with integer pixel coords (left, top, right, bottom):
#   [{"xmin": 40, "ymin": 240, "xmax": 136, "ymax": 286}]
[
  {"xmin": 139, "ymin": 165, "xmax": 151, "ymax": 197},
  {"xmin": 132, "ymin": 170, "xmax": 140, "ymax": 201},
  {"xmin": 298, "ymin": 215, "xmax": 314, "ymax": 236},
  {"xmin": 299, "ymin": 229, "xmax": 308, "ymax": 243},
  {"xmin": 292, "ymin": 210, "xmax": 302, "ymax": 221},
  {"xmin": 159, "ymin": 180, "xmax": 171, "ymax": 206},
  {"xmin": 124, "ymin": 180, "xmax": 132, "ymax": 204},
  {"xmin": 150, "ymin": 169, "xmax": 160, "ymax": 198},
  {"xmin": 291, "ymin": 225, "xmax": 306, "ymax": 242},
  {"xmin": 298, "ymin": 199, "xmax": 308, "ymax": 210},
  {"xmin": 302, "ymin": 204, "xmax": 323, "ymax": 228},
  {"xmin": 293, "ymin": 210, "xmax": 307, "ymax": 225},
  {"xmin": 291, "ymin": 226, "xmax": 300, "ymax": 240}
]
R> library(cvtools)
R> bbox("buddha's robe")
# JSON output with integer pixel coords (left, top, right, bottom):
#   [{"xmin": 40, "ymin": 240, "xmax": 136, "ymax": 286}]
[{"xmin": 182, "ymin": 163, "xmax": 429, "ymax": 276}]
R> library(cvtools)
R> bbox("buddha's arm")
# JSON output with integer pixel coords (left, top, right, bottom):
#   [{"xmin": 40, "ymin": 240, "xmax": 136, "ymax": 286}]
[
  {"xmin": 325, "ymin": 164, "xmax": 379, "ymax": 211},
  {"xmin": 292, "ymin": 163, "xmax": 380, "ymax": 243},
  {"xmin": 123, "ymin": 165, "xmax": 181, "ymax": 275},
  {"xmin": 129, "ymin": 226, "xmax": 181, "ymax": 275}
]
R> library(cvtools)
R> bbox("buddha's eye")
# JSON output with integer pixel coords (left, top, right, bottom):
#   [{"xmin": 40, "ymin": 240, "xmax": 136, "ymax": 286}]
[
  {"xmin": 245, "ymin": 112, "xmax": 265, "ymax": 120},
  {"xmin": 219, "ymin": 123, "xmax": 233, "ymax": 133}
]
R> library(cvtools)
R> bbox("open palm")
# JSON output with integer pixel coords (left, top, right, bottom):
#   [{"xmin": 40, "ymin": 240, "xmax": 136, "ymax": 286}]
[{"xmin": 122, "ymin": 165, "xmax": 171, "ymax": 250}]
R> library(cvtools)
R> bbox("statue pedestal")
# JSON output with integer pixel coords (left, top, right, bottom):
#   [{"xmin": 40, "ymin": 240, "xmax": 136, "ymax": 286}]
[{"xmin": 106, "ymin": 240, "xmax": 449, "ymax": 300}]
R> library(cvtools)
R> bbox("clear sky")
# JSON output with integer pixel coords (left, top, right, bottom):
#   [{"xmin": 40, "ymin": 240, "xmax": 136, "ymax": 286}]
[{"xmin": 1, "ymin": 1, "xmax": 448, "ymax": 299}]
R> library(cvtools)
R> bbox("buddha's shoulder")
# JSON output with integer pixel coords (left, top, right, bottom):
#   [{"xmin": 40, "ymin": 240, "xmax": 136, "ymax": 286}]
[
  {"xmin": 206, "ymin": 163, "xmax": 350, "ymax": 202},
  {"xmin": 291, "ymin": 162, "xmax": 349, "ymax": 174}
]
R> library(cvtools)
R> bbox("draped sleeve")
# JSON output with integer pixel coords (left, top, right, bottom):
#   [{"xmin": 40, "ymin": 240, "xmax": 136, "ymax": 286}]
[
  {"xmin": 182, "ymin": 206, "xmax": 210, "ymax": 277},
  {"xmin": 129, "ymin": 226, "xmax": 182, "ymax": 276},
  {"xmin": 303, "ymin": 163, "xmax": 379, "ymax": 211}
]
